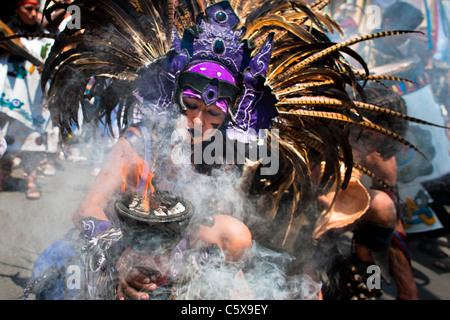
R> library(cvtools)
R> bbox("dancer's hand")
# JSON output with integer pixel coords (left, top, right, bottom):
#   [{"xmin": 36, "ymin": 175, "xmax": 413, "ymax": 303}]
[{"xmin": 115, "ymin": 247, "xmax": 169, "ymax": 300}]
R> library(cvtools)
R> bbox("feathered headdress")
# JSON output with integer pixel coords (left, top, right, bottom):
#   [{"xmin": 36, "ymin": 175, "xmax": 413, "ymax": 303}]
[{"xmin": 39, "ymin": 0, "xmax": 447, "ymax": 249}]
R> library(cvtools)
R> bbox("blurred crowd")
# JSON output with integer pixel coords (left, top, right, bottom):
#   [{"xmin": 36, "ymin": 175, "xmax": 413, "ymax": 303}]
[{"xmin": 0, "ymin": 0, "xmax": 117, "ymax": 200}]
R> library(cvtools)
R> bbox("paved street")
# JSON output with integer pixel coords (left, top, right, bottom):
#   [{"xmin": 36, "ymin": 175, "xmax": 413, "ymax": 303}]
[
  {"xmin": 0, "ymin": 158, "xmax": 449, "ymax": 300},
  {"xmin": 0, "ymin": 159, "xmax": 95, "ymax": 300}
]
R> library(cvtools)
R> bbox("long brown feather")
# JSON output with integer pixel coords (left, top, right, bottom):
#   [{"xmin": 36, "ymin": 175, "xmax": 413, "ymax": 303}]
[
  {"xmin": 274, "ymin": 30, "xmax": 421, "ymax": 84},
  {"xmin": 278, "ymin": 96, "xmax": 450, "ymax": 129},
  {"xmin": 278, "ymin": 109, "xmax": 425, "ymax": 157}
]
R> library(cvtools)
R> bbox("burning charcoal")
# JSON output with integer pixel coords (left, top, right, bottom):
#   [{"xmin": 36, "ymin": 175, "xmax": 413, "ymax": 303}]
[
  {"xmin": 353, "ymin": 274, "xmax": 363, "ymax": 283},
  {"xmin": 127, "ymin": 194, "xmax": 150, "ymax": 215},
  {"xmin": 168, "ymin": 202, "xmax": 185, "ymax": 216},
  {"xmin": 157, "ymin": 191, "xmax": 178, "ymax": 206},
  {"xmin": 153, "ymin": 208, "xmax": 168, "ymax": 216},
  {"xmin": 147, "ymin": 194, "xmax": 158, "ymax": 210},
  {"xmin": 129, "ymin": 198, "xmax": 139, "ymax": 209}
]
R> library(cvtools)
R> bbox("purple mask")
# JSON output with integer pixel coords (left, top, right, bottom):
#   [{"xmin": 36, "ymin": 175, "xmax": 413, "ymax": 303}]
[
  {"xmin": 182, "ymin": 62, "xmax": 236, "ymax": 114},
  {"xmin": 175, "ymin": 60, "xmax": 240, "ymax": 116}
]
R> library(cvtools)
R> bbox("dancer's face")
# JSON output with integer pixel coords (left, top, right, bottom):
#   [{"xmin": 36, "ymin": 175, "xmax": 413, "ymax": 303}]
[
  {"xmin": 183, "ymin": 96, "xmax": 226, "ymax": 144},
  {"xmin": 16, "ymin": 4, "xmax": 39, "ymax": 26}
]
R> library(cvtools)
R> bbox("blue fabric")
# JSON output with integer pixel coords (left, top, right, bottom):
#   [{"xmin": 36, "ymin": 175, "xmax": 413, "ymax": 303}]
[
  {"xmin": 33, "ymin": 240, "xmax": 76, "ymax": 277},
  {"xmin": 31, "ymin": 240, "xmax": 77, "ymax": 300}
]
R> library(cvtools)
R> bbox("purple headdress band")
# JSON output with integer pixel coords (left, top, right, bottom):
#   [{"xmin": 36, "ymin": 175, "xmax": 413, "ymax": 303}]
[{"xmin": 186, "ymin": 62, "xmax": 236, "ymax": 85}]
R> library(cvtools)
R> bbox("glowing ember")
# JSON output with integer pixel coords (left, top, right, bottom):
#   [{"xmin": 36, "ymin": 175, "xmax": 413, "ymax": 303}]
[
  {"xmin": 122, "ymin": 191, "xmax": 187, "ymax": 218},
  {"xmin": 121, "ymin": 160, "xmax": 155, "ymax": 207}
]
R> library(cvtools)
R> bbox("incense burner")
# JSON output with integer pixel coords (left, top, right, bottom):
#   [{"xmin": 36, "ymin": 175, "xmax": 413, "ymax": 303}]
[{"xmin": 115, "ymin": 191, "xmax": 194, "ymax": 255}]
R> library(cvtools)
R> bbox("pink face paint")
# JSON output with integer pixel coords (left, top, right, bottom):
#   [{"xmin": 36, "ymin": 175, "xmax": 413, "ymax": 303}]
[{"xmin": 182, "ymin": 89, "xmax": 228, "ymax": 114}]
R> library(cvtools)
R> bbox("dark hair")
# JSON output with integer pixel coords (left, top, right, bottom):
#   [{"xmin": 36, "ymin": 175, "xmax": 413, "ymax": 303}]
[
  {"xmin": 3, "ymin": 0, "xmax": 44, "ymax": 33},
  {"xmin": 5, "ymin": 14, "xmax": 44, "ymax": 34},
  {"xmin": 361, "ymin": 85, "xmax": 409, "ymax": 158},
  {"xmin": 383, "ymin": 1, "xmax": 424, "ymax": 30},
  {"xmin": 1, "ymin": 3, "xmax": 16, "ymax": 22}
]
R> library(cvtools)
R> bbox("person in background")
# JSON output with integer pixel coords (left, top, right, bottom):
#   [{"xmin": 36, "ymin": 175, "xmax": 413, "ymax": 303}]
[
  {"xmin": 351, "ymin": 85, "xmax": 419, "ymax": 300},
  {"xmin": 360, "ymin": 1, "xmax": 428, "ymax": 70},
  {"xmin": 0, "ymin": 0, "xmax": 56, "ymax": 198},
  {"xmin": 359, "ymin": 1, "xmax": 450, "ymax": 272}
]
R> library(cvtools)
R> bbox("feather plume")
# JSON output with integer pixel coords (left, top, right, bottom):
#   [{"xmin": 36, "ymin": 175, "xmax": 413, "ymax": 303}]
[
  {"xmin": 278, "ymin": 109, "xmax": 425, "ymax": 157},
  {"xmin": 278, "ymin": 96, "xmax": 450, "ymax": 129},
  {"xmin": 41, "ymin": 0, "xmax": 176, "ymax": 133},
  {"xmin": 274, "ymin": 30, "xmax": 421, "ymax": 84}
]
